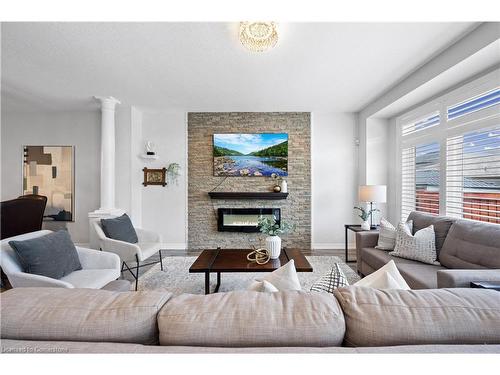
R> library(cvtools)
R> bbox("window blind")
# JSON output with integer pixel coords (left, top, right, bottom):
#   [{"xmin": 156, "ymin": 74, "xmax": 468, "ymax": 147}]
[
  {"xmin": 401, "ymin": 146, "xmax": 416, "ymax": 221},
  {"xmin": 447, "ymin": 88, "xmax": 500, "ymax": 121},
  {"xmin": 401, "ymin": 112, "xmax": 440, "ymax": 137},
  {"xmin": 446, "ymin": 127, "xmax": 500, "ymax": 224}
]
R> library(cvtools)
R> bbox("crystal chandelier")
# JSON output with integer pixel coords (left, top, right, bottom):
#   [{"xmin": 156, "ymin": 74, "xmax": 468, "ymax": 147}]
[{"xmin": 239, "ymin": 22, "xmax": 278, "ymax": 52}]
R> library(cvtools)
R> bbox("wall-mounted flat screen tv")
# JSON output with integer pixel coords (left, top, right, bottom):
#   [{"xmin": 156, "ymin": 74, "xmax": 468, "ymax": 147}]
[{"xmin": 213, "ymin": 133, "xmax": 288, "ymax": 177}]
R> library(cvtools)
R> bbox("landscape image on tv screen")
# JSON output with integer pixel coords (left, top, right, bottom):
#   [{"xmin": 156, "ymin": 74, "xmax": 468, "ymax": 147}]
[{"xmin": 213, "ymin": 133, "xmax": 288, "ymax": 177}]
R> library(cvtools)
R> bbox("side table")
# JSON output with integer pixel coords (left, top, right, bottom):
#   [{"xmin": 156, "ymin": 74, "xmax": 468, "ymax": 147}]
[{"xmin": 344, "ymin": 224, "xmax": 379, "ymax": 263}]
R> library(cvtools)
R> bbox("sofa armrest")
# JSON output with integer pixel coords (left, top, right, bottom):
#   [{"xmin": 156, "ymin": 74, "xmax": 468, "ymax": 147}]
[
  {"xmin": 355, "ymin": 231, "xmax": 380, "ymax": 274},
  {"xmin": 135, "ymin": 228, "xmax": 162, "ymax": 243},
  {"xmin": 437, "ymin": 269, "xmax": 500, "ymax": 288},
  {"xmin": 7, "ymin": 272, "xmax": 73, "ymax": 288},
  {"xmin": 76, "ymin": 247, "xmax": 120, "ymax": 270}
]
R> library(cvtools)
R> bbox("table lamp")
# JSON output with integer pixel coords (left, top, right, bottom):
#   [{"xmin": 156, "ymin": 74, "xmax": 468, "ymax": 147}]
[{"xmin": 358, "ymin": 185, "xmax": 387, "ymax": 228}]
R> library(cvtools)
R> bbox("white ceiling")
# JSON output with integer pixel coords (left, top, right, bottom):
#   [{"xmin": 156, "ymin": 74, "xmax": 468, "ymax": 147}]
[{"xmin": 1, "ymin": 22, "xmax": 480, "ymax": 113}]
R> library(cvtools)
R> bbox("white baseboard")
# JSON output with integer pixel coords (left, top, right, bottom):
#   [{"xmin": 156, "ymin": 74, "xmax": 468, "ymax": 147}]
[{"xmin": 312, "ymin": 242, "xmax": 355, "ymax": 250}]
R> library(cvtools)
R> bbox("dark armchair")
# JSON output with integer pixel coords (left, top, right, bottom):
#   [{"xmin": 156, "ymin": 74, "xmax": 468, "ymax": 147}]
[{"xmin": 1, "ymin": 195, "xmax": 47, "ymax": 240}]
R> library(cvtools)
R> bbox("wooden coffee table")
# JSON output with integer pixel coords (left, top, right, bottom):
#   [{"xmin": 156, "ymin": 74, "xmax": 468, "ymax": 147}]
[{"xmin": 189, "ymin": 248, "xmax": 313, "ymax": 294}]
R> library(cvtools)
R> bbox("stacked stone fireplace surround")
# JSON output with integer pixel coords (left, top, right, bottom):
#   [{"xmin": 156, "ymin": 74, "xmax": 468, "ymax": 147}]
[{"xmin": 188, "ymin": 112, "xmax": 311, "ymax": 250}]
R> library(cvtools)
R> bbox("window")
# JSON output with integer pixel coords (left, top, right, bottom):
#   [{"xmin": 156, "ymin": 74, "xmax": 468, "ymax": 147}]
[
  {"xmin": 401, "ymin": 111, "xmax": 440, "ymax": 136},
  {"xmin": 447, "ymin": 87, "xmax": 500, "ymax": 120},
  {"xmin": 401, "ymin": 143, "xmax": 440, "ymax": 220},
  {"xmin": 397, "ymin": 70, "xmax": 500, "ymax": 224},
  {"xmin": 446, "ymin": 127, "xmax": 500, "ymax": 223}
]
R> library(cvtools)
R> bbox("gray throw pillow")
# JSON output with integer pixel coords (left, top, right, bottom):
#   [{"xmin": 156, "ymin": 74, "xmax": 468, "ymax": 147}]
[
  {"xmin": 310, "ymin": 263, "xmax": 349, "ymax": 294},
  {"xmin": 100, "ymin": 214, "xmax": 138, "ymax": 244},
  {"xmin": 9, "ymin": 230, "xmax": 82, "ymax": 279}
]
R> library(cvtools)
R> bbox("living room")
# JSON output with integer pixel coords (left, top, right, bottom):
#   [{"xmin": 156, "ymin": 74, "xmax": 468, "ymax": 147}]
[{"xmin": 1, "ymin": 0, "xmax": 499, "ymax": 372}]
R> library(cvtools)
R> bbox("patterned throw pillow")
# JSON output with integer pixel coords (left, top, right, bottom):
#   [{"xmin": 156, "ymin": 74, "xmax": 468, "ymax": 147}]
[
  {"xmin": 389, "ymin": 223, "xmax": 440, "ymax": 265},
  {"xmin": 376, "ymin": 219, "xmax": 413, "ymax": 250},
  {"xmin": 310, "ymin": 263, "xmax": 349, "ymax": 294}
]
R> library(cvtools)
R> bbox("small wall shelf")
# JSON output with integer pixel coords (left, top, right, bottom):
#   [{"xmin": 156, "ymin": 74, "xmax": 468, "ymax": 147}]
[
  {"xmin": 208, "ymin": 192, "xmax": 288, "ymax": 200},
  {"xmin": 139, "ymin": 154, "xmax": 159, "ymax": 160}
]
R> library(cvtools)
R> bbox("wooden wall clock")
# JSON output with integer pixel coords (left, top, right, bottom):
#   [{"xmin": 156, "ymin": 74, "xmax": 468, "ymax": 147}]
[{"xmin": 142, "ymin": 167, "xmax": 167, "ymax": 187}]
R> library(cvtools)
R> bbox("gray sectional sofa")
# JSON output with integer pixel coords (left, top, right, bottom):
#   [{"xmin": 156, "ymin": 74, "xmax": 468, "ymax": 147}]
[
  {"xmin": 356, "ymin": 211, "xmax": 500, "ymax": 289},
  {"xmin": 1, "ymin": 286, "xmax": 500, "ymax": 353}
]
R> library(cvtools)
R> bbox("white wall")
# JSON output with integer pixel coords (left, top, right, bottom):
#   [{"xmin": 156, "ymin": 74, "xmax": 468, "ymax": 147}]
[
  {"xmin": 365, "ymin": 118, "xmax": 389, "ymax": 223},
  {"xmin": 312, "ymin": 112, "xmax": 358, "ymax": 249},
  {"xmin": 136, "ymin": 110, "xmax": 187, "ymax": 248},
  {"xmin": 1, "ymin": 111, "xmax": 100, "ymax": 242}
]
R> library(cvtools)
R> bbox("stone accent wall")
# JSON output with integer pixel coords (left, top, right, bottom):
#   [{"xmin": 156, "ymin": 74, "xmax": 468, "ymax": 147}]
[{"xmin": 188, "ymin": 112, "xmax": 311, "ymax": 249}]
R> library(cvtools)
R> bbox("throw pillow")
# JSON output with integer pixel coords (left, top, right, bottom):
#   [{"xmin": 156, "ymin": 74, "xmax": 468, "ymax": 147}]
[
  {"xmin": 247, "ymin": 259, "xmax": 301, "ymax": 291},
  {"xmin": 9, "ymin": 230, "xmax": 82, "ymax": 279},
  {"xmin": 354, "ymin": 260, "xmax": 410, "ymax": 290},
  {"xmin": 247, "ymin": 280, "xmax": 280, "ymax": 293},
  {"xmin": 376, "ymin": 219, "xmax": 413, "ymax": 250},
  {"xmin": 310, "ymin": 263, "xmax": 348, "ymax": 294},
  {"xmin": 100, "ymin": 213, "xmax": 138, "ymax": 244},
  {"xmin": 390, "ymin": 223, "xmax": 440, "ymax": 265}
]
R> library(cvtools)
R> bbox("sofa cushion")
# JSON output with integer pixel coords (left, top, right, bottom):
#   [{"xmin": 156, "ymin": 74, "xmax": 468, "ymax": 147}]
[
  {"xmin": 360, "ymin": 247, "xmax": 415, "ymax": 270},
  {"xmin": 396, "ymin": 263, "xmax": 445, "ymax": 289},
  {"xmin": 0, "ymin": 288, "xmax": 171, "ymax": 345},
  {"xmin": 100, "ymin": 214, "xmax": 138, "ymax": 244},
  {"xmin": 157, "ymin": 290, "xmax": 345, "ymax": 347},
  {"xmin": 407, "ymin": 211, "xmax": 456, "ymax": 256},
  {"xmin": 439, "ymin": 219, "xmax": 500, "ymax": 269},
  {"xmin": 334, "ymin": 286, "xmax": 500, "ymax": 347}
]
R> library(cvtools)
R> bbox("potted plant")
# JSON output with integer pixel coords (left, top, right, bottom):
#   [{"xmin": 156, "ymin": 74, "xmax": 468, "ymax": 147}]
[
  {"xmin": 257, "ymin": 216, "xmax": 294, "ymax": 259},
  {"xmin": 354, "ymin": 206, "xmax": 380, "ymax": 230}
]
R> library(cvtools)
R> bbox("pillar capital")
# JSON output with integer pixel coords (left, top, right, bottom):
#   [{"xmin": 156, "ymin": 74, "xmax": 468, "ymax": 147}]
[{"xmin": 94, "ymin": 96, "xmax": 121, "ymax": 111}]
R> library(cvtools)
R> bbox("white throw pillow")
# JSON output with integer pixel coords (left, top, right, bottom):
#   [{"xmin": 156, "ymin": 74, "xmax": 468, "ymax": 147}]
[
  {"xmin": 246, "ymin": 259, "xmax": 301, "ymax": 292},
  {"xmin": 247, "ymin": 279, "xmax": 280, "ymax": 293},
  {"xmin": 390, "ymin": 223, "xmax": 440, "ymax": 265},
  {"xmin": 376, "ymin": 219, "xmax": 413, "ymax": 251},
  {"xmin": 354, "ymin": 260, "xmax": 410, "ymax": 290}
]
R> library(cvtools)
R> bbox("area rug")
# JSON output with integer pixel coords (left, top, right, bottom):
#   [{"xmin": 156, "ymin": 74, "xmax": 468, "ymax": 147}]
[{"xmin": 138, "ymin": 256, "xmax": 360, "ymax": 295}]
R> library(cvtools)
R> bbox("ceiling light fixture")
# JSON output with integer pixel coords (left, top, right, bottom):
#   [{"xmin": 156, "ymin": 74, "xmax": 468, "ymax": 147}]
[{"xmin": 239, "ymin": 22, "xmax": 278, "ymax": 52}]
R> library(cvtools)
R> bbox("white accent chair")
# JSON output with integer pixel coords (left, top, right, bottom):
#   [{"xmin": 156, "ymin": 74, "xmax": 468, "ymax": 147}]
[
  {"xmin": 0, "ymin": 230, "xmax": 121, "ymax": 289},
  {"xmin": 91, "ymin": 220, "xmax": 163, "ymax": 290}
]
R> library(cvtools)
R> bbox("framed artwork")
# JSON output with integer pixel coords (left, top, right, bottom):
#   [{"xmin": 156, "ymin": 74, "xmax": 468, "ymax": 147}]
[
  {"xmin": 143, "ymin": 167, "xmax": 167, "ymax": 186},
  {"xmin": 213, "ymin": 133, "xmax": 288, "ymax": 177},
  {"xmin": 23, "ymin": 145, "xmax": 75, "ymax": 222}
]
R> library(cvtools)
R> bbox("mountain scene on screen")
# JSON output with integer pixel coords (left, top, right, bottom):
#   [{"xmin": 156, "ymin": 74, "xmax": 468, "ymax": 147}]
[{"xmin": 213, "ymin": 133, "xmax": 288, "ymax": 177}]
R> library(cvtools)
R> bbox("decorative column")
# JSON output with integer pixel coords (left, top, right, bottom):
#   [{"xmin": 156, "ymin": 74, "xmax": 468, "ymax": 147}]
[{"xmin": 88, "ymin": 96, "xmax": 124, "ymax": 249}]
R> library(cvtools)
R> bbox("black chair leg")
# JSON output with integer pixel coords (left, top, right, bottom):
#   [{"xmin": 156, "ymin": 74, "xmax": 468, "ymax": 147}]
[
  {"xmin": 159, "ymin": 250, "xmax": 164, "ymax": 271},
  {"xmin": 135, "ymin": 255, "xmax": 140, "ymax": 291}
]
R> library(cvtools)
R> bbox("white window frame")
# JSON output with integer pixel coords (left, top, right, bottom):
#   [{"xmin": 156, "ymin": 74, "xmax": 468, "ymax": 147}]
[{"xmin": 395, "ymin": 69, "xmax": 500, "ymax": 220}]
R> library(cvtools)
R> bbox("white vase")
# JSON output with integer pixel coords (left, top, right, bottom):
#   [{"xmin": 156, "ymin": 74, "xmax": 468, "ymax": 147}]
[
  {"xmin": 280, "ymin": 180, "xmax": 288, "ymax": 193},
  {"xmin": 265, "ymin": 235, "xmax": 282, "ymax": 259},
  {"xmin": 361, "ymin": 220, "xmax": 370, "ymax": 230}
]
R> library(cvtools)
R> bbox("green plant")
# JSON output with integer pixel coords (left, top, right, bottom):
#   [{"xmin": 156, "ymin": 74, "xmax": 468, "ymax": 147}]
[
  {"xmin": 354, "ymin": 206, "xmax": 379, "ymax": 221},
  {"xmin": 257, "ymin": 216, "xmax": 294, "ymax": 236}
]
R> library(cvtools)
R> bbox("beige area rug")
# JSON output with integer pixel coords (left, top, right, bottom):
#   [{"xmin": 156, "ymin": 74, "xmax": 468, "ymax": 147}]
[{"xmin": 138, "ymin": 256, "xmax": 360, "ymax": 295}]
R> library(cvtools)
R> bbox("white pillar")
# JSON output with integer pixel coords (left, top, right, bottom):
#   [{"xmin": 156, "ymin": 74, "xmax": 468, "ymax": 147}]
[{"xmin": 88, "ymin": 96, "xmax": 124, "ymax": 249}]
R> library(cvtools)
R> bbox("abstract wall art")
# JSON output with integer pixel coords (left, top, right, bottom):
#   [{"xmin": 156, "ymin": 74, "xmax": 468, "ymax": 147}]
[{"xmin": 23, "ymin": 146, "xmax": 75, "ymax": 221}]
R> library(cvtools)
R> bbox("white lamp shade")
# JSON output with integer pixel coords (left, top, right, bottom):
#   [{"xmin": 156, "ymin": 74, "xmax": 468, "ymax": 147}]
[{"xmin": 359, "ymin": 185, "xmax": 387, "ymax": 203}]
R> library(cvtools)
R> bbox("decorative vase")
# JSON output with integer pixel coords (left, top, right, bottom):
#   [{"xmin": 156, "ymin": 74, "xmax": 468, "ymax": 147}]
[
  {"xmin": 280, "ymin": 180, "xmax": 288, "ymax": 193},
  {"xmin": 361, "ymin": 220, "xmax": 370, "ymax": 230},
  {"xmin": 265, "ymin": 235, "xmax": 282, "ymax": 259},
  {"xmin": 273, "ymin": 185, "xmax": 281, "ymax": 192}
]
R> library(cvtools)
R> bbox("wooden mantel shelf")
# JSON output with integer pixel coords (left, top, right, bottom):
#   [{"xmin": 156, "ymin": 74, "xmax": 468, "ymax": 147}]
[{"xmin": 208, "ymin": 192, "xmax": 288, "ymax": 200}]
